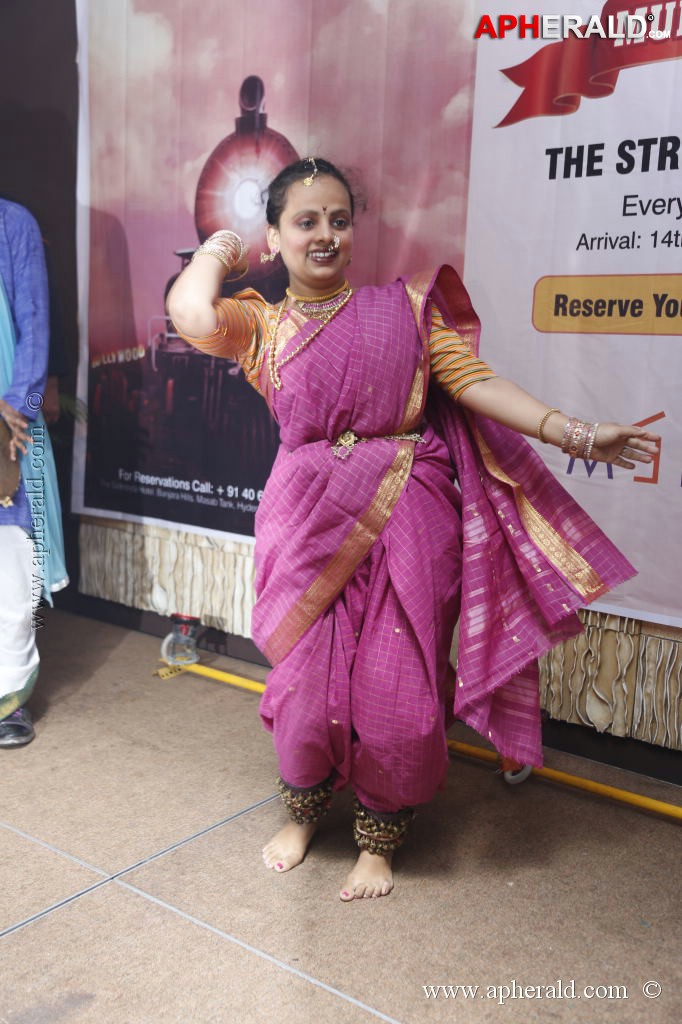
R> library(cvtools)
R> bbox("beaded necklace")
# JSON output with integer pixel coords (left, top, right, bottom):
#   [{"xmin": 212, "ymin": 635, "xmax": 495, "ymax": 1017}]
[{"xmin": 267, "ymin": 289, "xmax": 354, "ymax": 391}]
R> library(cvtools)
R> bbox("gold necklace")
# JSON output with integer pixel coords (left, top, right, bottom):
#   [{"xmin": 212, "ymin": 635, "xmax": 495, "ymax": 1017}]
[
  {"xmin": 267, "ymin": 290, "xmax": 354, "ymax": 391},
  {"xmin": 287, "ymin": 281, "xmax": 351, "ymax": 319},
  {"xmin": 286, "ymin": 280, "xmax": 349, "ymax": 303}
]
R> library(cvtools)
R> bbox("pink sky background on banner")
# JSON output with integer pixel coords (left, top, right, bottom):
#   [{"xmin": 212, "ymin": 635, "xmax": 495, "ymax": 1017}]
[{"xmin": 86, "ymin": 0, "xmax": 477, "ymax": 356}]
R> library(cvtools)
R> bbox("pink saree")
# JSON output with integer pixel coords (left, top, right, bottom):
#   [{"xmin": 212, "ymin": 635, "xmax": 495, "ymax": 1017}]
[{"xmin": 252, "ymin": 266, "xmax": 634, "ymax": 809}]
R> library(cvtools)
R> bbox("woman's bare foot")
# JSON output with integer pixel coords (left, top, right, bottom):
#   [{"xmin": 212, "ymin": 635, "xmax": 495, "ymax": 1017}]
[
  {"xmin": 339, "ymin": 850, "xmax": 394, "ymax": 900},
  {"xmin": 262, "ymin": 821, "xmax": 317, "ymax": 872}
]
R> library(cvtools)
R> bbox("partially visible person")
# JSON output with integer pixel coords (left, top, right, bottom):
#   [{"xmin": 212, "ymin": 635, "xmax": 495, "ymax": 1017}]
[
  {"xmin": 0, "ymin": 198, "xmax": 68, "ymax": 747},
  {"xmin": 42, "ymin": 244, "xmax": 70, "ymax": 425}
]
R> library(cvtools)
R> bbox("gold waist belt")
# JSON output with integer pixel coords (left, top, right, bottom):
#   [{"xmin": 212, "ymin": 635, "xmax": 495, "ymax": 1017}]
[{"xmin": 331, "ymin": 429, "xmax": 425, "ymax": 461}]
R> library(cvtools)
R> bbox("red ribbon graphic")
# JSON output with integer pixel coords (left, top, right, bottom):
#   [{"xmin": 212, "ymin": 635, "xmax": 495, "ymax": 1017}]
[{"xmin": 498, "ymin": 0, "xmax": 682, "ymax": 127}]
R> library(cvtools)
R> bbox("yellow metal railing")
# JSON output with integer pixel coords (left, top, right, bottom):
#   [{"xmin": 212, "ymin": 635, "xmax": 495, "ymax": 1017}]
[{"xmin": 157, "ymin": 661, "xmax": 682, "ymax": 823}]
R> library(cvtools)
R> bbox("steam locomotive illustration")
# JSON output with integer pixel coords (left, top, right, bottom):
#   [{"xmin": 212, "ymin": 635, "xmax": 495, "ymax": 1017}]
[{"xmin": 88, "ymin": 77, "xmax": 293, "ymax": 534}]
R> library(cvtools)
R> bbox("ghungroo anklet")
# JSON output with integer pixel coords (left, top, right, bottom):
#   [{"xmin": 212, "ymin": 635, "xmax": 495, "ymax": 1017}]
[
  {"xmin": 352, "ymin": 799, "xmax": 414, "ymax": 855},
  {"xmin": 277, "ymin": 776, "xmax": 334, "ymax": 825}
]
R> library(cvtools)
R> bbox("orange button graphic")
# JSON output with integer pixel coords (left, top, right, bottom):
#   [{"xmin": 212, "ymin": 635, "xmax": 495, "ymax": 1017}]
[{"xmin": 533, "ymin": 275, "xmax": 682, "ymax": 335}]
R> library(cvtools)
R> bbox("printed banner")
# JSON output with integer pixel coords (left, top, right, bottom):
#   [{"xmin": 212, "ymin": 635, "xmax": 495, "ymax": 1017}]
[
  {"xmin": 73, "ymin": 0, "xmax": 477, "ymax": 540},
  {"xmin": 466, "ymin": 0, "xmax": 682, "ymax": 626}
]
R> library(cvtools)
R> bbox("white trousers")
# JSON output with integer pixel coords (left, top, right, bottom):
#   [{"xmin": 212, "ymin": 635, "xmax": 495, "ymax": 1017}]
[{"xmin": 0, "ymin": 525, "xmax": 40, "ymax": 708}]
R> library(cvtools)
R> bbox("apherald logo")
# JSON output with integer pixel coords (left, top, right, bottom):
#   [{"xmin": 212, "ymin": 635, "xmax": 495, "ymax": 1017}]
[
  {"xmin": 488, "ymin": 2, "xmax": 682, "ymax": 126},
  {"xmin": 475, "ymin": 12, "xmax": 651, "ymax": 40}
]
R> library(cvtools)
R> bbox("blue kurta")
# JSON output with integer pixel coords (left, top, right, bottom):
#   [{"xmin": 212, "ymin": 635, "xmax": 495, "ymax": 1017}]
[
  {"xmin": 0, "ymin": 199, "xmax": 67, "ymax": 601},
  {"xmin": 0, "ymin": 199, "xmax": 49, "ymax": 531}
]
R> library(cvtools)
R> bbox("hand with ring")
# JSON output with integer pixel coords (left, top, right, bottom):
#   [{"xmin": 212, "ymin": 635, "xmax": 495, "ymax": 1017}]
[
  {"xmin": 589, "ymin": 423, "xmax": 660, "ymax": 468},
  {"xmin": 0, "ymin": 398, "xmax": 33, "ymax": 460}
]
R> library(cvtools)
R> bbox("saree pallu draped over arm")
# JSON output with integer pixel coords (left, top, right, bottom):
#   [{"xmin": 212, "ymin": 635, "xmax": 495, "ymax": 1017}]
[{"xmin": 408, "ymin": 266, "xmax": 636, "ymax": 766}]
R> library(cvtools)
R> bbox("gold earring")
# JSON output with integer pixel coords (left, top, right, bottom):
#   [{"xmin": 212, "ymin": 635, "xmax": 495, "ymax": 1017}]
[{"xmin": 260, "ymin": 247, "xmax": 279, "ymax": 263}]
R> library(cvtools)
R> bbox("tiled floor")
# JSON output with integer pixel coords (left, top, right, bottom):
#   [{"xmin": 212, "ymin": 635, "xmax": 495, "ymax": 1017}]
[{"xmin": 2, "ymin": 609, "xmax": 681, "ymax": 1023}]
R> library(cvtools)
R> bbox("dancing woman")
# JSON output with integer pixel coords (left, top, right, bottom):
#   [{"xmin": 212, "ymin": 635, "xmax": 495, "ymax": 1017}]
[{"xmin": 168, "ymin": 158, "xmax": 658, "ymax": 901}]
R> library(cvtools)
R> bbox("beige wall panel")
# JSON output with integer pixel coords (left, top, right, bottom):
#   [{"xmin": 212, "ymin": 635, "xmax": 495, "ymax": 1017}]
[
  {"xmin": 540, "ymin": 612, "xmax": 682, "ymax": 753},
  {"xmin": 79, "ymin": 518, "xmax": 255, "ymax": 637}
]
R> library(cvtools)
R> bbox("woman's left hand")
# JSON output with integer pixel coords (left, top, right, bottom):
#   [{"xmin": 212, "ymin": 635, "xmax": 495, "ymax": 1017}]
[{"xmin": 591, "ymin": 423, "xmax": 660, "ymax": 468}]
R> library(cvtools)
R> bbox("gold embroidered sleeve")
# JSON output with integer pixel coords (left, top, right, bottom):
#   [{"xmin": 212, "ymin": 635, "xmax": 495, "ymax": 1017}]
[
  {"xmin": 171, "ymin": 288, "xmax": 269, "ymax": 392},
  {"xmin": 429, "ymin": 302, "xmax": 496, "ymax": 400}
]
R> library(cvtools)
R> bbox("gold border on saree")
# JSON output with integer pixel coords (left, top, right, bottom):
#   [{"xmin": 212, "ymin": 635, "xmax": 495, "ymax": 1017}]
[
  {"xmin": 264, "ymin": 443, "xmax": 415, "ymax": 664},
  {"xmin": 473, "ymin": 424, "xmax": 606, "ymax": 600}
]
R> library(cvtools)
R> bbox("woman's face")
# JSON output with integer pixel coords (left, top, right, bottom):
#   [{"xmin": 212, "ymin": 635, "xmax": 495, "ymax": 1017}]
[{"xmin": 267, "ymin": 174, "xmax": 353, "ymax": 296}]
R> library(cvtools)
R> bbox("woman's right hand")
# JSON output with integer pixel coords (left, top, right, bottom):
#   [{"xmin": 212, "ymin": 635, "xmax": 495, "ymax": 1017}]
[
  {"xmin": 233, "ymin": 249, "xmax": 250, "ymax": 279},
  {"xmin": 0, "ymin": 398, "xmax": 32, "ymax": 459}
]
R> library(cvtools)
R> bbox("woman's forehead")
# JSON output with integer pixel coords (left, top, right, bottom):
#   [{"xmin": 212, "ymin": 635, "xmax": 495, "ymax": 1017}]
[{"xmin": 282, "ymin": 176, "xmax": 351, "ymax": 215}]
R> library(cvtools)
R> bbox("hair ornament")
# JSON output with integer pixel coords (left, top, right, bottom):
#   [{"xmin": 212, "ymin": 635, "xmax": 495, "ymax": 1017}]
[{"xmin": 302, "ymin": 156, "xmax": 318, "ymax": 187}]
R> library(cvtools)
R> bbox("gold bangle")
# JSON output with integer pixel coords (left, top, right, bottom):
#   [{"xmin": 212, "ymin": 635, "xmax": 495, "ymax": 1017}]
[
  {"xmin": 538, "ymin": 407, "xmax": 561, "ymax": 443},
  {"xmin": 215, "ymin": 231, "xmax": 247, "ymax": 269},
  {"xmin": 190, "ymin": 231, "xmax": 248, "ymax": 277},
  {"xmin": 191, "ymin": 246, "xmax": 232, "ymax": 271}
]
